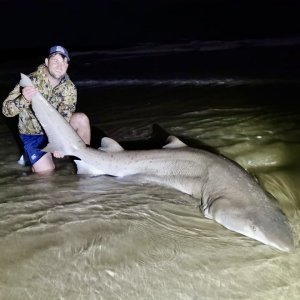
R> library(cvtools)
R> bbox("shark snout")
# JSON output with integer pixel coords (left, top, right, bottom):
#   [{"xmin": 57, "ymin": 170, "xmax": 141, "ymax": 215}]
[
  {"xmin": 247, "ymin": 216, "xmax": 295, "ymax": 252},
  {"xmin": 267, "ymin": 227, "xmax": 295, "ymax": 252},
  {"xmin": 217, "ymin": 207, "xmax": 295, "ymax": 252}
]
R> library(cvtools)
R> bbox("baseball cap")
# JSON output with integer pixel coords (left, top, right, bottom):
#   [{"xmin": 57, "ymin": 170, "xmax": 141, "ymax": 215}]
[{"xmin": 49, "ymin": 45, "xmax": 70, "ymax": 61}]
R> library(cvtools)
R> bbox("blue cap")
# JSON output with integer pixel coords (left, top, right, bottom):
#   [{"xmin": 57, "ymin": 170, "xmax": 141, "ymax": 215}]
[{"xmin": 49, "ymin": 45, "xmax": 70, "ymax": 61}]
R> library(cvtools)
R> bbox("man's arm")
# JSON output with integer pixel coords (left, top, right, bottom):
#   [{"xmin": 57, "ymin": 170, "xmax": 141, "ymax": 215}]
[{"xmin": 2, "ymin": 84, "xmax": 31, "ymax": 117}]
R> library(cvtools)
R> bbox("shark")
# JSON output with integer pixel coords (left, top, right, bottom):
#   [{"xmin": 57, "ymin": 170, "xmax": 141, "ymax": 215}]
[{"xmin": 19, "ymin": 73, "xmax": 295, "ymax": 252}]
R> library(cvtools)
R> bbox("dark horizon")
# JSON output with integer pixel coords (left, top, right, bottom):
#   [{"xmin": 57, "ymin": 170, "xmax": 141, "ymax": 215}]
[{"xmin": 1, "ymin": 0, "xmax": 300, "ymax": 51}]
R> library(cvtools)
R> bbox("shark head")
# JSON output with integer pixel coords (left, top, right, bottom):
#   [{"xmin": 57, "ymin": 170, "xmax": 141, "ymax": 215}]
[
  {"xmin": 211, "ymin": 194, "xmax": 294, "ymax": 252},
  {"xmin": 238, "ymin": 211, "xmax": 294, "ymax": 252}
]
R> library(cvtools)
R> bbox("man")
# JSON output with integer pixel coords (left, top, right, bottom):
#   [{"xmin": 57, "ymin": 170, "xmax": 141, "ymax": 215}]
[{"xmin": 2, "ymin": 45, "xmax": 91, "ymax": 173}]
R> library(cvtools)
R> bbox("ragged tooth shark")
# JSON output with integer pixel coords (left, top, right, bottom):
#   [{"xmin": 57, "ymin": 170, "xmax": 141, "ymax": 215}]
[{"xmin": 19, "ymin": 73, "xmax": 295, "ymax": 252}]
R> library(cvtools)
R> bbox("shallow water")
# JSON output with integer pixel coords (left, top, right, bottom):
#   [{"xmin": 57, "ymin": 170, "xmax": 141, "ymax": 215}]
[
  {"xmin": 1, "ymin": 97, "xmax": 300, "ymax": 299},
  {"xmin": 1, "ymin": 43, "xmax": 300, "ymax": 299}
]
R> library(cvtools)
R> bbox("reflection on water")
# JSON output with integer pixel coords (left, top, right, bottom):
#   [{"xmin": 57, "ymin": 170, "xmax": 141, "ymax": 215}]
[{"xmin": 1, "ymin": 92, "xmax": 300, "ymax": 299}]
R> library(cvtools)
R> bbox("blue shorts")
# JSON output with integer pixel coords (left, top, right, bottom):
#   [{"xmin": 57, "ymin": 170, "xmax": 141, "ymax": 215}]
[{"xmin": 20, "ymin": 134, "xmax": 49, "ymax": 166}]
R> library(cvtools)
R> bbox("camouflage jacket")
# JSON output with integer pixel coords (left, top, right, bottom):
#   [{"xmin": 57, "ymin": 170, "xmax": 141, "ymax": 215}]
[{"xmin": 2, "ymin": 64, "xmax": 77, "ymax": 135}]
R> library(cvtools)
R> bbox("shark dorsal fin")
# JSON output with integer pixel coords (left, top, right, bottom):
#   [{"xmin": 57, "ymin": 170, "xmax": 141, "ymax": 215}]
[
  {"xmin": 163, "ymin": 136, "xmax": 187, "ymax": 149},
  {"xmin": 99, "ymin": 137, "xmax": 124, "ymax": 152}
]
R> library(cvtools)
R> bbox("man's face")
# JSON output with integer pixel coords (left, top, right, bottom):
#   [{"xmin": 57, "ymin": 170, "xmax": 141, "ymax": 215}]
[{"xmin": 46, "ymin": 54, "xmax": 69, "ymax": 80}]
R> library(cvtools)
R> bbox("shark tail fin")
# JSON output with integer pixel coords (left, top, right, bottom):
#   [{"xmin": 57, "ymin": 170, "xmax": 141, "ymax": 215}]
[{"xmin": 20, "ymin": 73, "xmax": 34, "ymax": 88}]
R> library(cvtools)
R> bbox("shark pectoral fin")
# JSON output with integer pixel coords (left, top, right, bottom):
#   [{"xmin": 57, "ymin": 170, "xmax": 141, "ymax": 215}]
[
  {"xmin": 98, "ymin": 137, "xmax": 124, "ymax": 152},
  {"xmin": 163, "ymin": 136, "xmax": 187, "ymax": 149},
  {"xmin": 74, "ymin": 160, "xmax": 106, "ymax": 175}
]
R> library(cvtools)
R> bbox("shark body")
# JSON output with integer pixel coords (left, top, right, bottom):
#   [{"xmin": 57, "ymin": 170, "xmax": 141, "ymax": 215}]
[{"xmin": 19, "ymin": 73, "xmax": 294, "ymax": 252}]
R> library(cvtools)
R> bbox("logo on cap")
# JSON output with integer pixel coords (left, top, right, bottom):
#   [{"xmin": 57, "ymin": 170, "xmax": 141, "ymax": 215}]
[{"xmin": 49, "ymin": 45, "xmax": 70, "ymax": 61}]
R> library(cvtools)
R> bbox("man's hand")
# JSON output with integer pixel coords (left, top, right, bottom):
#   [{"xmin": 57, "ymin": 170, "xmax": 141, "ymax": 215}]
[
  {"xmin": 22, "ymin": 86, "xmax": 38, "ymax": 102},
  {"xmin": 53, "ymin": 151, "xmax": 65, "ymax": 158}
]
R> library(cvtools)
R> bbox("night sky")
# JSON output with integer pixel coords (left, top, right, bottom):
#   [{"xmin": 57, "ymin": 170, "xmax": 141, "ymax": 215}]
[{"xmin": 0, "ymin": 0, "xmax": 299, "ymax": 51}]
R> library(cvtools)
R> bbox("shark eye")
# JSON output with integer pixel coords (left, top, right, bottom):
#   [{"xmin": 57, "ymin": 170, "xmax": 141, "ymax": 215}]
[{"xmin": 250, "ymin": 224, "xmax": 257, "ymax": 232}]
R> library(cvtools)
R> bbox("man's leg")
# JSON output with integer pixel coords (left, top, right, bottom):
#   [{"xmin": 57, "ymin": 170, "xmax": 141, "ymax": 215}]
[
  {"xmin": 20, "ymin": 134, "xmax": 55, "ymax": 174},
  {"xmin": 32, "ymin": 152, "xmax": 55, "ymax": 173},
  {"xmin": 70, "ymin": 112, "xmax": 91, "ymax": 145}
]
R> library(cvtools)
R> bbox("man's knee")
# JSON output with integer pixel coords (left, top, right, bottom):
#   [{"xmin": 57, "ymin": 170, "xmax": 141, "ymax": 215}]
[
  {"xmin": 70, "ymin": 112, "xmax": 90, "ymax": 129},
  {"xmin": 32, "ymin": 153, "xmax": 55, "ymax": 173}
]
